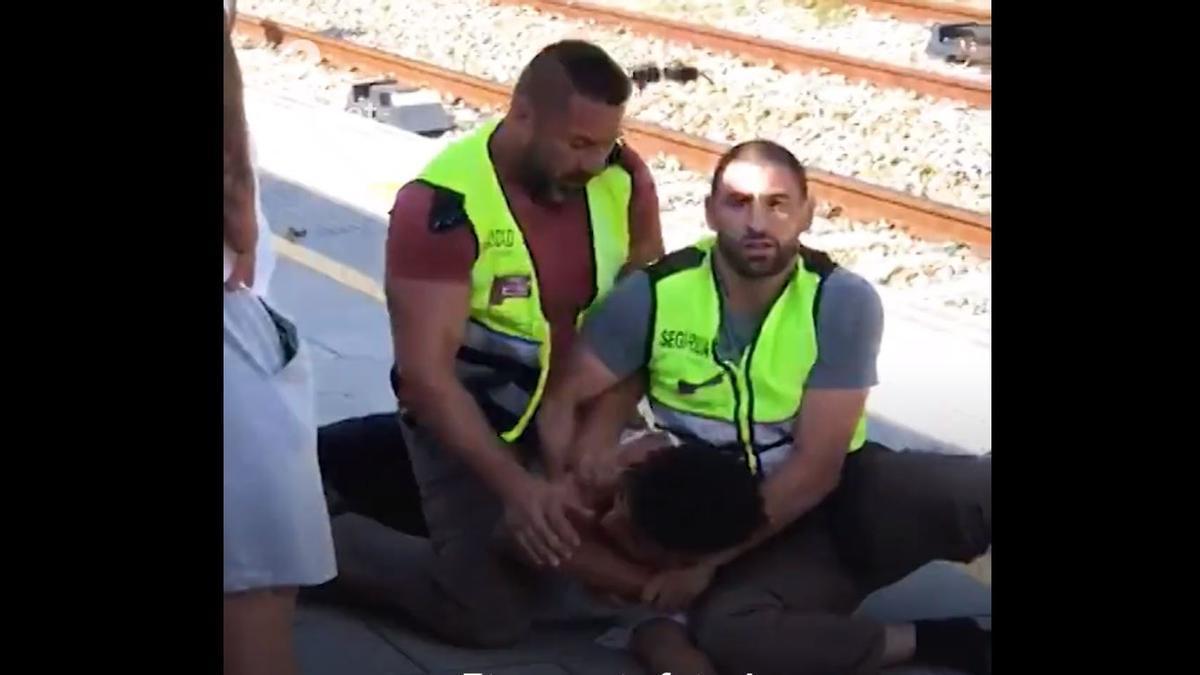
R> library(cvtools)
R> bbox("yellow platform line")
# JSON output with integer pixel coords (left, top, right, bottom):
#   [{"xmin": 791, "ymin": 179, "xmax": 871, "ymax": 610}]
[{"xmin": 272, "ymin": 234, "xmax": 385, "ymax": 304}]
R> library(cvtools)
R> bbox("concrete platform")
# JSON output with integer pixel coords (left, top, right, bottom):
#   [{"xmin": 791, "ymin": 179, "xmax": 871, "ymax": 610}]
[{"xmin": 249, "ymin": 87, "xmax": 991, "ymax": 673}]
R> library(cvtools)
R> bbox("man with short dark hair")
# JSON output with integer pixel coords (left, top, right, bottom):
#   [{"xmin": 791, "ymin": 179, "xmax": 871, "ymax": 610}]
[
  {"xmin": 538, "ymin": 139, "xmax": 992, "ymax": 674},
  {"xmin": 320, "ymin": 40, "xmax": 665, "ymax": 647}
]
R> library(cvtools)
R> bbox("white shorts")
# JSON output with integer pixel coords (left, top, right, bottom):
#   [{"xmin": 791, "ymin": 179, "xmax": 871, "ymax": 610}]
[{"xmin": 223, "ymin": 289, "xmax": 336, "ymax": 592}]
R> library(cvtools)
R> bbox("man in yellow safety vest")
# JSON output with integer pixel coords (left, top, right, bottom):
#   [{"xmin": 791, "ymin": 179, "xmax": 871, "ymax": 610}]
[
  {"xmin": 538, "ymin": 140, "xmax": 992, "ymax": 675},
  {"xmin": 319, "ymin": 39, "xmax": 666, "ymax": 648}
]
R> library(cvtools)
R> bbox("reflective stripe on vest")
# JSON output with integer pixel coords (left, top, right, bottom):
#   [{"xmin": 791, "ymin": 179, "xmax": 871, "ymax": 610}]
[
  {"xmin": 416, "ymin": 118, "xmax": 632, "ymax": 441},
  {"xmin": 646, "ymin": 238, "xmax": 868, "ymax": 476}
]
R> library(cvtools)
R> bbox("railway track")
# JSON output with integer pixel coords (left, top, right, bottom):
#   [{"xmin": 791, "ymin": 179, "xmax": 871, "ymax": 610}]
[
  {"xmin": 235, "ymin": 13, "xmax": 991, "ymax": 252},
  {"xmin": 492, "ymin": 0, "xmax": 989, "ymax": 108},
  {"xmin": 852, "ymin": 0, "xmax": 990, "ymax": 24}
]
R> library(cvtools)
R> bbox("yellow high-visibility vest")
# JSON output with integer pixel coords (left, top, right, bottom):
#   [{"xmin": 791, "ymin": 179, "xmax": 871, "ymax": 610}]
[
  {"xmin": 645, "ymin": 237, "xmax": 868, "ymax": 475},
  {"xmin": 414, "ymin": 118, "xmax": 632, "ymax": 441}
]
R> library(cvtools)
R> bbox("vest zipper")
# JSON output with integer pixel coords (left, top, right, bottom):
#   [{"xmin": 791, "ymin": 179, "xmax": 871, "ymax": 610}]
[
  {"xmin": 710, "ymin": 255, "xmax": 756, "ymax": 474},
  {"xmin": 714, "ymin": 357, "xmax": 756, "ymax": 474},
  {"xmin": 738, "ymin": 268, "xmax": 796, "ymax": 475},
  {"xmin": 740, "ymin": 345, "xmax": 760, "ymax": 475}
]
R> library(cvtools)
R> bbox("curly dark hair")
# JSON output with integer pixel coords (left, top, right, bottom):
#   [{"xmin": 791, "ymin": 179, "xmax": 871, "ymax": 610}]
[{"xmin": 622, "ymin": 444, "xmax": 766, "ymax": 555}]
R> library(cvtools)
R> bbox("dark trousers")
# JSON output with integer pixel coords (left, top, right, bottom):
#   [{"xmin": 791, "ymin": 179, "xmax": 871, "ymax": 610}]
[
  {"xmin": 691, "ymin": 442, "xmax": 991, "ymax": 675},
  {"xmin": 317, "ymin": 413, "xmax": 427, "ymax": 536},
  {"xmin": 318, "ymin": 414, "xmax": 541, "ymax": 648}
]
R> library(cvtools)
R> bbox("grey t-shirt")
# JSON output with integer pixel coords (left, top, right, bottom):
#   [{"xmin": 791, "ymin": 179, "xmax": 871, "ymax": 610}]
[{"xmin": 581, "ymin": 267, "xmax": 884, "ymax": 389}]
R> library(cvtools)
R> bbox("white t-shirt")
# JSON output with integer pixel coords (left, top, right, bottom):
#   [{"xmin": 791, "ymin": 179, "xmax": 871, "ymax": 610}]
[{"xmin": 223, "ymin": 0, "xmax": 276, "ymax": 296}]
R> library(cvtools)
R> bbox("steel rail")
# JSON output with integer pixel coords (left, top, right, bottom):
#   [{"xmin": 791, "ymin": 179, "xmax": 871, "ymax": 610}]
[
  {"xmin": 234, "ymin": 14, "xmax": 991, "ymax": 252},
  {"xmin": 491, "ymin": 0, "xmax": 990, "ymax": 108}
]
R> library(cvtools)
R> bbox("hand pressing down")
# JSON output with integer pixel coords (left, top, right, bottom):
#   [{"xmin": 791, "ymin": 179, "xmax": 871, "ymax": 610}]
[{"xmin": 502, "ymin": 474, "xmax": 594, "ymax": 568}]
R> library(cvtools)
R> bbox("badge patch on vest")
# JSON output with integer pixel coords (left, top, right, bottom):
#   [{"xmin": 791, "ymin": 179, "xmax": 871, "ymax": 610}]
[{"xmin": 489, "ymin": 275, "xmax": 532, "ymax": 305}]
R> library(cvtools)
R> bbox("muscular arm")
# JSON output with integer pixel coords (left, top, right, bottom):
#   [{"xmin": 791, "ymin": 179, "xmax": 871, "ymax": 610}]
[
  {"xmin": 618, "ymin": 145, "xmax": 665, "ymax": 274},
  {"xmin": 567, "ymin": 375, "xmax": 646, "ymax": 472},
  {"xmin": 703, "ymin": 271, "xmax": 885, "ymax": 568},
  {"xmin": 223, "ymin": 7, "xmax": 255, "ymax": 254},
  {"xmin": 538, "ymin": 345, "xmax": 625, "ymax": 477},
  {"xmin": 763, "ymin": 388, "xmax": 866, "ymax": 520},
  {"xmin": 538, "ymin": 271, "xmax": 655, "ymax": 476},
  {"xmin": 537, "ymin": 148, "xmax": 659, "ymax": 471},
  {"xmin": 702, "ymin": 388, "xmax": 868, "ymax": 569},
  {"xmin": 388, "ymin": 277, "xmax": 532, "ymax": 499},
  {"xmin": 386, "ymin": 186, "xmax": 531, "ymax": 502}
]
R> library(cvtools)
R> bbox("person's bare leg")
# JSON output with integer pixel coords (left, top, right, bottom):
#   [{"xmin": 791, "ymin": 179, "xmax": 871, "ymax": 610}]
[
  {"xmin": 224, "ymin": 587, "xmax": 299, "ymax": 675},
  {"xmin": 632, "ymin": 618, "xmax": 717, "ymax": 675}
]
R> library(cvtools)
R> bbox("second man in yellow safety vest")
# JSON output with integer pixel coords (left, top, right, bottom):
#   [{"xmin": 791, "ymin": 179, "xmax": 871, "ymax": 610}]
[{"xmin": 538, "ymin": 140, "xmax": 992, "ymax": 675}]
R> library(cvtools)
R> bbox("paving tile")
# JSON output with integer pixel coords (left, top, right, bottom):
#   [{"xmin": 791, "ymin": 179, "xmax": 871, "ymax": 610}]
[
  {"xmin": 294, "ymin": 564, "xmax": 988, "ymax": 675},
  {"xmin": 261, "ymin": 170, "xmax": 388, "ymax": 286},
  {"xmin": 270, "ymin": 258, "xmax": 396, "ymax": 425},
  {"xmin": 370, "ymin": 616, "xmax": 612, "ymax": 674},
  {"xmin": 294, "ymin": 604, "xmax": 424, "ymax": 675},
  {"xmin": 857, "ymin": 561, "xmax": 991, "ymax": 623}
]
